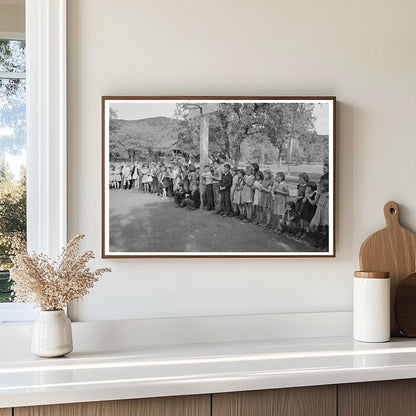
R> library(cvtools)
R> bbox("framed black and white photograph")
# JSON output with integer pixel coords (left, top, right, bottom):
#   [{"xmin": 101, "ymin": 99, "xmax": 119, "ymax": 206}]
[{"xmin": 102, "ymin": 96, "xmax": 336, "ymax": 258}]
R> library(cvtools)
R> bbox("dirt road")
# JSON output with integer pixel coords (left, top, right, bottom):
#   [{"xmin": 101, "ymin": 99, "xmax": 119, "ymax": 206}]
[{"xmin": 109, "ymin": 189, "xmax": 318, "ymax": 254}]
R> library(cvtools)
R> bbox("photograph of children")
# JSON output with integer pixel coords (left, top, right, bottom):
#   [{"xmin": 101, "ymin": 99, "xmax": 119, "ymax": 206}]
[{"xmin": 102, "ymin": 97, "xmax": 335, "ymax": 257}]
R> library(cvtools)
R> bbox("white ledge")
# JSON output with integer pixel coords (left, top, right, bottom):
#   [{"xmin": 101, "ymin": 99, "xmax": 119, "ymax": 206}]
[
  {"xmin": 2, "ymin": 335, "xmax": 416, "ymax": 408},
  {"xmin": 0, "ymin": 311, "xmax": 353, "ymax": 350}
]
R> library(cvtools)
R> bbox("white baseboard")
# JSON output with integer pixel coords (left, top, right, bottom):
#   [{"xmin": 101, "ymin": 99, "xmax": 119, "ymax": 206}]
[{"xmin": 0, "ymin": 311, "xmax": 352, "ymax": 353}]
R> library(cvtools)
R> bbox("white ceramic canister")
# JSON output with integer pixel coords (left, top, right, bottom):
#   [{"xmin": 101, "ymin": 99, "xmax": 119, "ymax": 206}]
[{"xmin": 353, "ymin": 271, "xmax": 390, "ymax": 342}]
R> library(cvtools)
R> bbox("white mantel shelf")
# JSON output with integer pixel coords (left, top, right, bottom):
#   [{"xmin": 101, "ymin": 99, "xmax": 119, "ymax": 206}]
[{"xmin": 2, "ymin": 336, "xmax": 416, "ymax": 409}]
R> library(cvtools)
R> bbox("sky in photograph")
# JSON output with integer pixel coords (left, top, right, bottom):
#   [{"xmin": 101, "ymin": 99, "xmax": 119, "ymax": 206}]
[
  {"xmin": 111, "ymin": 101, "xmax": 329, "ymax": 135},
  {"xmin": 111, "ymin": 102, "xmax": 177, "ymax": 121},
  {"xmin": 312, "ymin": 103, "xmax": 329, "ymax": 135}
]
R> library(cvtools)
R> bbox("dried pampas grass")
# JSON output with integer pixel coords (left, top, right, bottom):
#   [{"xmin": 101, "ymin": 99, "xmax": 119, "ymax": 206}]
[{"xmin": 10, "ymin": 234, "xmax": 111, "ymax": 311}]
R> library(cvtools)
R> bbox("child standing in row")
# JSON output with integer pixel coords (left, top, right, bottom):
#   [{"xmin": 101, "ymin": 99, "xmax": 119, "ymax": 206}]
[
  {"xmin": 253, "ymin": 171, "xmax": 263, "ymax": 224},
  {"xmin": 158, "ymin": 166, "xmax": 169, "ymax": 199},
  {"xmin": 310, "ymin": 180, "xmax": 330, "ymax": 249},
  {"xmin": 273, "ymin": 172, "xmax": 289, "ymax": 231},
  {"xmin": 109, "ymin": 165, "xmax": 116, "ymax": 188},
  {"xmin": 219, "ymin": 164, "xmax": 233, "ymax": 216},
  {"xmin": 230, "ymin": 167, "xmax": 239, "ymax": 215},
  {"xmin": 259, "ymin": 169, "xmax": 274, "ymax": 228},
  {"xmin": 241, "ymin": 166, "xmax": 255, "ymax": 223},
  {"xmin": 201, "ymin": 164, "xmax": 215, "ymax": 210},
  {"xmin": 299, "ymin": 181, "xmax": 317, "ymax": 239},
  {"xmin": 234, "ymin": 169, "xmax": 245, "ymax": 219},
  {"xmin": 295, "ymin": 173, "xmax": 309, "ymax": 214}
]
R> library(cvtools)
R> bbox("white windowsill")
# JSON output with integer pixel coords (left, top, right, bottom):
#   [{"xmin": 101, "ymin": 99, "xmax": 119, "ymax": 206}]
[
  {"xmin": 0, "ymin": 31, "xmax": 25, "ymax": 40},
  {"xmin": 0, "ymin": 303, "xmax": 36, "ymax": 324}
]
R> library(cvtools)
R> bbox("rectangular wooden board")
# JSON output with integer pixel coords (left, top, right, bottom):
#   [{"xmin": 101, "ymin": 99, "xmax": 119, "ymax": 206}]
[
  {"xmin": 15, "ymin": 395, "xmax": 210, "ymax": 416},
  {"xmin": 212, "ymin": 386, "xmax": 336, "ymax": 416},
  {"xmin": 339, "ymin": 380, "xmax": 416, "ymax": 416}
]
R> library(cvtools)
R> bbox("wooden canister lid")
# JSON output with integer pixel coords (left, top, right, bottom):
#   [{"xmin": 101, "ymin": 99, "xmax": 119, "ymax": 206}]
[{"xmin": 354, "ymin": 271, "xmax": 390, "ymax": 279}]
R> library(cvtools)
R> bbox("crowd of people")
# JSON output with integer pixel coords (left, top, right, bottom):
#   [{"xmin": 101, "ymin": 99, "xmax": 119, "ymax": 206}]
[{"xmin": 109, "ymin": 156, "xmax": 330, "ymax": 251}]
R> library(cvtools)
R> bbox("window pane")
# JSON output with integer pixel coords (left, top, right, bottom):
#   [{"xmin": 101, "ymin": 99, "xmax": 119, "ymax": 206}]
[
  {"xmin": 0, "ymin": 78, "xmax": 26, "ymax": 152},
  {"xmin": 0, "ymin": 76, "xmax": 26, "ymax": 303},
  {"xmin": 0, "ymin": 270, "xmax": 12, "ymax": 302},
  {"xmin": 0, "ymin": 40, "xmax": 25, "ymax": 73}
]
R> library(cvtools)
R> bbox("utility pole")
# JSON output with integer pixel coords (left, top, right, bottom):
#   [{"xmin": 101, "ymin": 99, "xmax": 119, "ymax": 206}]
[{"xmin": 186, "ymin": 103, "xmax": 220, "ymax": 208}]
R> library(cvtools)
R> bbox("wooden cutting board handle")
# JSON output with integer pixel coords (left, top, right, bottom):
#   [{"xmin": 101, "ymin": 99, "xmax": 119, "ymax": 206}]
[
  {"xmin": 359, "ymin": 201, "xmax": 416, "ymax": 336},
  {"xmin": 383, "ymin": 201, "xmax": 400, "ymax": 229}
]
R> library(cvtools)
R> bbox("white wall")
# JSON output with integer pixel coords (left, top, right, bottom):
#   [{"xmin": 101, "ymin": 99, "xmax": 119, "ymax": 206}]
[{"xmin": 67, "ymin": 0, "xmax": 416, "ymax": 322}]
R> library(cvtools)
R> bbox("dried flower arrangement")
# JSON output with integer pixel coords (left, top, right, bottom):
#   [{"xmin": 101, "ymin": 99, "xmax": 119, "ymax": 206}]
[{"xmin": 10, "ymin": 234, "xmax": 111, "ymax": 311}]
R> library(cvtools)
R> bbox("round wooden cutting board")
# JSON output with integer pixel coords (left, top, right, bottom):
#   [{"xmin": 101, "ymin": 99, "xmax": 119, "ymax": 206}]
[{"xmin": 359, "ymin": 201, "xmax": 416, "ymax": 336}]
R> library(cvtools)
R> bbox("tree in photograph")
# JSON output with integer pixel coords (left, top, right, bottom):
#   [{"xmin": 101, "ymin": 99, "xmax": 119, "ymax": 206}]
[
  {"xmin": 207, "ymin": 103, "xmax": 316, "ymax": 169},
  {"xmin": 241, "ymin": 134, "xmax": 279, "ymax": 166},
  {"xmin": 112, "ymin": 124, "xmax": 146, "ymax": 162},
  {"xmin": 110, "ymin": 115, "xmax": 181, "ymax": 163},
  {"xmin": 285, "ymin": 104, "xmax": 315, "ymax": 172},
  {"xmin": 109, "ymin": 107, "xmax": 118, "ymax": 131},
  {"xmin": 297, "ymin": 131, "xmax": 329, "ymax": 165},
  {"xmin": 172, "ymin": 104, "xmax": 200, "ymax": 156},
  {"xmin": 256, "ymin": 103, "xmax": 315, "ymax": 171},
  {"xmin": 209, "ymin": 103, "xmax": 261, "ymax": 165},
  {"xmin": 251, "ymin": 103, "xmax": 284, "ymax": 165}
]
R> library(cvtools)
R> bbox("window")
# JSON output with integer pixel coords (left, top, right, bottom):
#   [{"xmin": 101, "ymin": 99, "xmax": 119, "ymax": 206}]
[
  {"xmin": 0, "ymin": 36, "xmax": 26, "ymax": 301},
  {"xmin": 0, "ymin": 1, "xmax": 67, "ymax": 324},
  {"xmin": 0, "ymin": 32, "xmax": 34, "ymax": 322}
]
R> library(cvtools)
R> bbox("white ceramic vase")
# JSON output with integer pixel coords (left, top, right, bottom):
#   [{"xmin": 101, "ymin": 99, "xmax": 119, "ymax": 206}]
[{"xmin": 31, "ymin": 310, "xmax": 73, "ymax": 358}]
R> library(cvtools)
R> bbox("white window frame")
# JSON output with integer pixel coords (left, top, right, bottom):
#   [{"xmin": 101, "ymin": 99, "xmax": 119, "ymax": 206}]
[
  {"xmin": 26, "ymin": 0, "xmax": 67, "ymax": 256},
  {"xmin": 0, "ymin": 30, "xmax": 33, "ymax": 323},
  {"xmin": 0, "ymin": 0, "xmax": 67, "ymax": 323}
]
